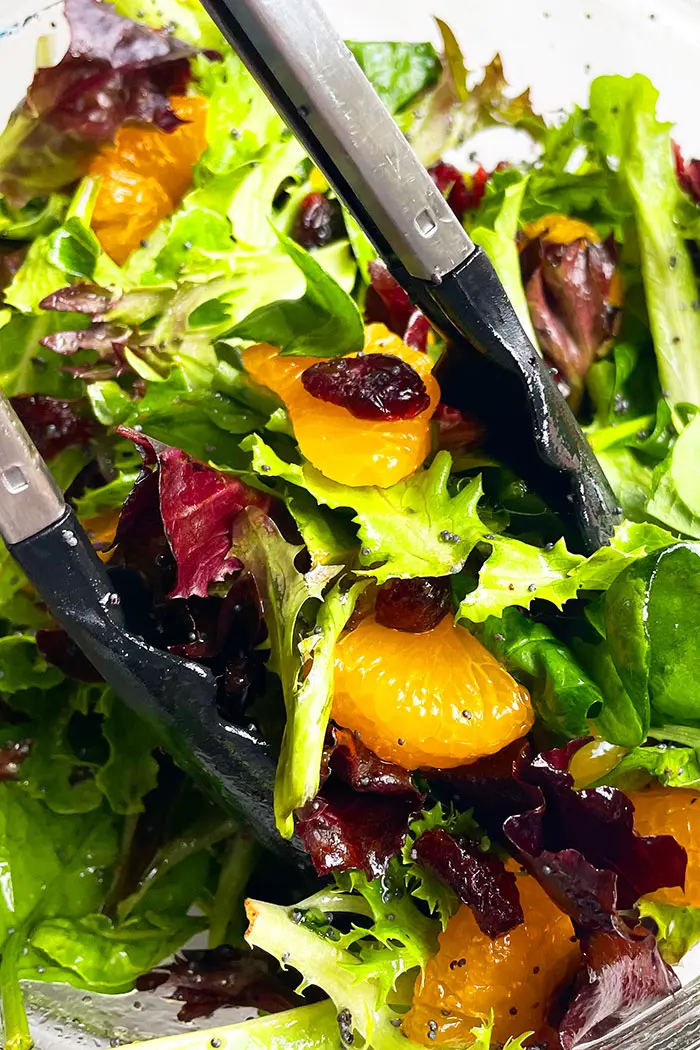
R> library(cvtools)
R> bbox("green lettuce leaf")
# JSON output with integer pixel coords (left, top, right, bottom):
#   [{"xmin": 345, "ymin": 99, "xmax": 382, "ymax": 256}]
[
  {"xmin": 471, "ymin": 169, "xmax": 540, "ymax": 348},
  {"xmin": 0, "ymin": 195, "xmax": 68, "ymax": 240},
  {"xmin": 245, "ymin": 879, "xmax": 433, "ymax": 1050},
  {"xmin": 244, "ymin": 437, "xmax": 485, "ymax": 584},
  {"xmin": 604, "ymin": 543, "xmax": 700, "ymax": 730},
  {"xmin": 0, "ymin": 310, "xmax": 90, "ymax": 397},
  {"xmin": 5, "ymin": 178, "xmax": 121, "ymax": 314},
  {"xmin": 647, "ymin": 413, "xmax": 700, "ymax": 538},
  {"xmin": 637, "ymin": 900, "xmax": 700, "ymax": 965},
  {"xmin": 88, "ymin": 368, "xmax": 263, "ymax": 467},
  {"xmin": 347, "ymin": 42, "xmax": 441, "ymax": 114},
  {"xmin": 460, "ymin": 520, "xmax": 674, "ymax": 623},
  {"xmin": 479, "ymin": 608, "xmax": 604, "ymax": 739},
  {"xmin": 588, "ymin": 75, "xmax": 700, "ymax": 409},
  {"xmin": 112, "ymin": 0, "xmax": 226, "ymax": 48},
  {"xmin": 603, "ymin": 742, "xmax": 700, "ymax": 790},
  {"xmin": 117, "ymin": 1002, "xmax": 350, "ymax": 1050},
  {"xmin": 228, "ymin": 507, "xmax": 346, "ymax": 835},
  {"xmin": 0, "ymin": 784, "xmax": 120, "ymax": 1048},
  {"xmin": 230, "ymin": 229, "xmax": 363, "ymax": 357}
]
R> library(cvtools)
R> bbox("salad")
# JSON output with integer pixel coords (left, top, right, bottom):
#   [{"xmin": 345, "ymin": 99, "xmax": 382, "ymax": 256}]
[{"xmin": 3, "ymin": 1, "xmax": 700, "ymax": 1049}]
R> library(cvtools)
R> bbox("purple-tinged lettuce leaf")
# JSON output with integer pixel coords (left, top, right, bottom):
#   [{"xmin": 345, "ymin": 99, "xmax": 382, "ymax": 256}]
[
  {"xmin": 116, "ymin": 428, "xmax": 269, "ymax": 599},
  {"xmin": 558, "ymin": 924, "xmax": 679, "ymax": 1049},
  {"xmin": 0, "ymin": 0, "xmax": 203, "ymax": 202}
]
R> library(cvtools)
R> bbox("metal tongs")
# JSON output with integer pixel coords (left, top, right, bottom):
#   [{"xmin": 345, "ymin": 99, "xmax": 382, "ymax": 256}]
[{"xmin": 0, "ymin": 0, "xmax": 621, "ymax": 850}]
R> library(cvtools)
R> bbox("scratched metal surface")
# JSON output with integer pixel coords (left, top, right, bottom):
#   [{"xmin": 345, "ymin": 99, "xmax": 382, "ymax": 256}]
[{"xmin": 5, "ymin": 0, "xmax": 700, "ymax": 1047}]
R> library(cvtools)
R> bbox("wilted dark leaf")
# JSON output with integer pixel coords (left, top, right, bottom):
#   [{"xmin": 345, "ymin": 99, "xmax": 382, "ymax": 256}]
[
  {"xmin": 137, "ymin": 946, "xmax": 310, "ymax": 1023},
  {"xmin": 413, "ymin": 827, "xmax": 523, "ymax": 937},
  {"xmin": 10, "ymin": 394, "xmax": 100, "ymax": 459},
  {"xmin": 40, "ymin": 324, "xmax": 128, "ymax": 355},
  {"xmin": 437, "ymin": 742, "xmax": 682, "ymax": 1045},
  {"xmin": 503, "ymin": 744, "xmax": 687, "ymax": 917},
  {"xmin": 297, "ymin": 726, "xmax": 423, "ymax": 880},
  {"xmin": 117, "ymin": 429, "xmax": 270, "ymax": 599},
  {"xmin": 432, "ymin": 402, "xmax": 484, "ymax": 455}
]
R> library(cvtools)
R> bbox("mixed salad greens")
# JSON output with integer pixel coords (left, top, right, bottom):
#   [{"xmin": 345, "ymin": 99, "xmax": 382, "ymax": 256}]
[{"xmin": 5, "ymin": 1, "xmax": 700, "ymax": 1048}]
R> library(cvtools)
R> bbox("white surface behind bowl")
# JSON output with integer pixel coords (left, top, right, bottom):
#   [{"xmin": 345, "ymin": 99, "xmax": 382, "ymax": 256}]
[{"xmin": 3, "ymin": 0, "xmax": 700, "ymax": 150}]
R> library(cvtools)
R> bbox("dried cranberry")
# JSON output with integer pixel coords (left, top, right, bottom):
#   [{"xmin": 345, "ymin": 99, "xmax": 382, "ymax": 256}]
[
  {"xmin": 375, "ymin": 576, "xmax": 452, "ymax": 633},
  {"xmin": 292, "ymin": 192, "xmax": 344, "ymax": 250},
  {"xmin": 301, "ymin": 353, "xmax": 430, "ymax": 421}
]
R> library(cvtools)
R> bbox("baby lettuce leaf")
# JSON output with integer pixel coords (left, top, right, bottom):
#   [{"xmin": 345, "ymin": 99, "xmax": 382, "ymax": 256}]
[
  {"xmin": 647, "ymin": 413, "xmax": 700, "ymax": 539},
  {"xmin": 479, "ymin": 608, "xmax": 604, "ymax": 739},
  {"xmin": 230, "ymin": 230, "xmax": 363, "ymax": 357},
  {"xmin": 605, "ymin": 543, "xmax": 700, "ymax": 727},
  {"xmin": 346, "ymin": 42, "xmax": 441, "ymax": 114},
  {"xmin": 638, "ymin": 899, "xmax": 700, "ymax": 965},
  {"xmin": 89, "ymin": 368, "xmax": 264, "ymax": 466},
  {"xmin": 228, "ymin": 508, "xmax": 345, "ymax": 835},
  {"xmin": 116, "ymin": 429, "xmax": 270, "ymax": 599},
  {"xmin": 112, "ymin": 0, "xmax": 226, "ymax": 49},
  {"xmin": 244, "ymin": 875, "xmax": 435, "ymax": 1050},
  {"xmin": 6, "ymin": 177, "xmax": 121, "ymax": 314},
  {"xmin": 603, "ymin": 743, "xmax": 700, "ymax": 791},
  {"xmin": 588, "ymin": 75, "xmax": 700, "ymax": 408},
  {"xmin": 0, "ymin": 784, "xmax": 120, "ymax": 1047}
]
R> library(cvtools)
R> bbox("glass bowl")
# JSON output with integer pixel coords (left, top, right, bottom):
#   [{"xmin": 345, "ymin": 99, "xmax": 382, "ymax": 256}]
[{"xmin": 3, "ymin": 0, "xmax": 700, "ymax": 1047}]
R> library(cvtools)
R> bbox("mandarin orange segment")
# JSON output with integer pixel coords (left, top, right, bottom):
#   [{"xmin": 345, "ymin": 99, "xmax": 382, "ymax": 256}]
[
  {"xmin": 404, "ymin": 873, "xmax": 579, "ymax": 1046},
  {"xmin": 331, "ymin": 614, "xmax": 533, "ymax": 770},
  {"xmin": 89, "ymin": 95, "xmax": 208, "ymax": 264},
  {"xmin": 81, "ymin": 510, "xmax": 121, "ymax": 563},
  {"xmin": 241, "ymin": 324, "xmax": 440, "ymax": 488},
  {"xmin": 630, "ymin": 786, "xmax": 700, "ymax": 907}
]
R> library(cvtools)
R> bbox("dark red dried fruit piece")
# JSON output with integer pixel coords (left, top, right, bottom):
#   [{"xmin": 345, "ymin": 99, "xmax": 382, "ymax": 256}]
[
  {"xmin": 292, "ymin": 192, "xmax": 344, "ymax": 250},
  {"xmin": 413, "ymin": 827, "xmax": 524, "ymax": 938},
  {"xmin": 375, "ymin": 576, "xmax": 452, "ymax": 633},
  {"xmin": 297, "ymin": 725, "xmax": 424, "ymax": 879},
  {"xmin": 301, "ymin": 353, "xmax": 430, "ymax": 421}
]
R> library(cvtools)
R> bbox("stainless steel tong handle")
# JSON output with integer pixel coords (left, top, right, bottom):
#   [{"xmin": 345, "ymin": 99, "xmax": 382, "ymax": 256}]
[
  {"xmin": 200, "ymin": 0, "xmax": 475, "ymax": 283},
  {"xmin": 0, "ymin": 391, "xmax": 66, "ymax": 545}
]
